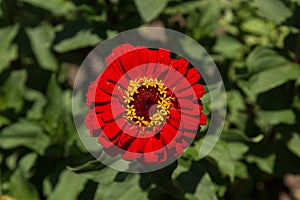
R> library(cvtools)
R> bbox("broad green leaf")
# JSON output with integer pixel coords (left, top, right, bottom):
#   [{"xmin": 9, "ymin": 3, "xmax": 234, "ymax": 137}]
[
  {"xmin": 0, "ymin": 25, "xmax": 18, "ymax": 74},
  {"xmin": 287, "ymin": 133, "xmax": 300, "ymax": 158},
  {"xmin": 9, "ymin": 153, "xmax": 39, "ymax": 200},
  {"xmin": 227, "ymin": 91, "xmax": 247, "ymax": 130},
  {"xmin": 134, "ymin": 0, "xmax": 168, "ymax": 22},
  {"xmin": 53, "ymin": 29, "xmax": 101, "ymax": 53},
  {"xmin": 47, "ymin": 170, "xmax": 87, "ymax": 200},
  {"xmin": 256, "ymin": 110, "xmax": 295, "ymax": 127},
  {"xmin": 71, "ymin": 166, "xmax": 119, "ymax": 185},
  {"xmin": 164, "ymin": 1, "xmax": 203, "ymax": 15},
  {"xmin": 94, "ymin": 174, "xmax": 147, "ymax": 200},
  {"xmin": 246, "ymin": 154, "xmax": 276, "ymax": 174},
  {"xmin": 2, "ymin": 70, "xmax": 27, "ymax": 112},
  {"xmin": 18, "ymin": 153, "xmax": 37, "ymax": 179},
  {"xmin": 234, "ymin": 161, "xmax": 249, "ymax": 179},
  {"xmin": 67, "ymin": 160, "xmax": 105, "ymax": 172},
  {"xmin": 0, "ymin": 120, "xmax": 50, "ymax": 155},
  {"xmin": 26, "ymin": 23, "xmax": 57, "ymax": 71},
  {"xmin": 150, "ymin": 162, "xmax": 185, "ymax": 200},
  {"xmin": 69, "ymin": 160, "xmax": 122, "ymax": 185},
  {"xmin": 228, "ymin": 142, "xmax": 249, "ymax": 160},
  {"xmin": 0, "ymin": 115, "xmax": 10, "ymax": 128},
  {"xmin": 241, "ymin": 18, "xmax": 272, "ymax": 36},
  {"xmin": 254, "ymin": 0, "xmax": 292, "ymax": 24},
  {"xmin": 247, "ymin": 63, "xmax": 300, "ymax": 95},
  {"xmin": 22, "ymin": 0, "xmax": 75, "ymax": 16},
  {"xmin": 5, "ymin": 151, "xmax": 19, "ymax": 171},
  {"xmin": 186, "ymin": 173, "xmax": 217, "ymax": 200},
  {"xmin": 213, "ymin": 35, "xmax": 246, "ymax": 59},
  {"xmin": 246, "ymin": 46, "xmax": 289, "ymax": 74},
  {"xmin": 24, "ymin": 89, "xmax": 47, "ymax": 120},
  {"xmin": 207, "ymin": 140, "xmax": 235, "ymax": 181},
  {"xmin": 9, "ymin": 169, "xmax": 39, "ymax": 200}
]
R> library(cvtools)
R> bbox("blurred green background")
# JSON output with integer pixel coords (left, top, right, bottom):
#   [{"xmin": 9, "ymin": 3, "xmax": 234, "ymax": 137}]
[{"xmin": 1, "ymin": 0, "xmax": 300, "ymax": 199}]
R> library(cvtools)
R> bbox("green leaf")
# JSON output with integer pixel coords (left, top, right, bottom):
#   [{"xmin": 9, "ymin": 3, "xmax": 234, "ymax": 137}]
[
  {"xmin": 234, "ymin": 161, "xmax": 249, "ymax": 179},
  {"xmin": 247, "ymin": 63, "xmax": 300, "ymax": 96},
  {"xmin": 254, "ymin": 0, "xmax": 292, "ymax": 24},
  {"xmin": 47, "ymin": 170, "xmax": 87, "ymax": 200},
  {"xmin": 150, "ymin": 162, "xmax": 185, "ymax": 200},
  {"xmin": 228, "ymin": 142, "xmax": 249, "ymax": 160},
  {"xmin": 213, "ymin": 35, "xmax": 246, "ymax": 59},
  {"xmin": 186, "ymin": 173, "xmax": 217, "ymax": 200},
  {"xmin": 54, "ymin": 29, "xmax": 101, "ymax": 53},
  {"xmin": 26, "ymin": 23, "xmax": 57, "ymax": 71},
  {"xmin": 246, "ymin": 154, "xmax": 276, "ymax": 174},
  {"xmin": 9, "ymin": 153, "xmax": 39, "ymax": 200},
  {"xmin": 0, "ymin": 120, "xmax": 50, "ymax": 155},
  {"xmin": 0, "ymin": 115, "xmax": 10, "ymax": 128},
  {"xmin": 2, "ymin": 70, "xmax": 27, "ymax": 112},
  {"xmin": 24, "ymin": 89, "xmax": 47, "ymax": 120},
  {"xmin": 241, "ymin": 18, "xmax": 272, "ymax": 36},
  {"xmin": 18, "ymin": 153, "xmax": 38, "ymax": 179},
  {"xmin": 22, "ymin": 0, "xmax": 75, "ymax": 16},
  {"xmin": 94, "ymin": 174, "xmax": 147, "ymax": 200},
  {"xmin": 67, "ymin": 160, "xmax": 106, "ymax": 173},
  {"xmin": 207, "ymin": 140, "xmax": 235, "ymax": 181},
  {"xmin": 287, "ymin": 133, "xmax": 300, "ymax": 158},
  {"xmin": 0, "ymin": 25, "xmax": 18, "ymax": 74},
  {"xmin": 246, "ymin": 46, "xmax": 289, "ymax": 74},
  {"xmin": 134, "ymin": 0, "xmax": 168, "ymax": 22},
  {"xmin": 256, "ymin": 110, "xmax": 295, "ymax": 127}
]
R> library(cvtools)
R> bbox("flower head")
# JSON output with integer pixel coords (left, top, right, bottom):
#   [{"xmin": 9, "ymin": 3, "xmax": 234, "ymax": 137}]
[{"xmin": 85, "ymin": 44, "xmax": 206, "ymax": 163}]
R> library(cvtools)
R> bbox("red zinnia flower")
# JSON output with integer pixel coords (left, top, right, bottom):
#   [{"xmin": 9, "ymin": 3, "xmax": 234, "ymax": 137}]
[{"xmin": 85, "ymin": 44, "xmax": 206, "ymax": 164}]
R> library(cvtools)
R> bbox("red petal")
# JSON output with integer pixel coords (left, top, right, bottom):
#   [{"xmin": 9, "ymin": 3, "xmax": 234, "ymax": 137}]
[
  {"xmin": 98, "ymin": 133, "xmax": 113, "ymax": 148},
  {"xmin": 94, "ymin": 103, "xmax": 110, "ymax": 113},
  {"xmin": 199, "ymin": 113, "xmax": 207, "ymax": 125},
  {"xmin": 117, "ymin": 133, "xmax": 134, "ymax": 150},
  {"xmin": 144, "ymin": 151, "xmax": 159, "ymax": 163},
  {"xmin": 181, "ymin": 113, "xmax": 199, "ymax": 131},
  {"xmin": 94, "ymin": 89, "xmax": 111, "ymax": 103},
  {"xmin": 161, "ymin": 122, "xmax": 178, "ymax": 146},
  {"xmin": 134, "ymin": 47, "xmax": 149, "ymax": 67},
  {"xmin": 169, "ymin": 58, "xmax": 188, "ymax": 76},
  {"xmin": 136, "ymin": 138, "xmax": 147, "ymax": 153},
  {"xmin": 146, "ymin": 50, "xmax": 157, "ymax": 74},
  {"xmin": 102, "ymin": 121, "xmax": 121, "ymax": 141},
  {"xmin": 186, "ymin": 68, "xmax": 201, "ymax": 85},
  {"xmin": 85, "ymin": 110, "xmax": 101, "ymax": 129},
  {"xmin": 193, "ymin": 84, "xmax": 205, "ymax": 99},
  {"xmin": 157, "ymin": 48, "xmax": 171, "ymax": 66}
]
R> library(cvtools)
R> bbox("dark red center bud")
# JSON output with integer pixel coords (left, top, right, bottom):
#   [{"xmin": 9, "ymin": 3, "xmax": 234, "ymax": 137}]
[{"xmin": 130, "ymin": 85, "xmax": 161, "ymax": 121}]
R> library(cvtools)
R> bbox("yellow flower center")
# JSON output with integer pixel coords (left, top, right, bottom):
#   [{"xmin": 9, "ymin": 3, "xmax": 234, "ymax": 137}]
[{"xmin": 123, "ymin": 77, "xmax": 173, "ymax": 127}]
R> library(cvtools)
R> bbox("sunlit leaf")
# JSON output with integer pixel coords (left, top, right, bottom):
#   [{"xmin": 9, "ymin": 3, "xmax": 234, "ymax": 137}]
[
  {"xmin": 26, "ymin": 23, "xmax": 58, "ymax": 71},
  {"xmin": 186, "ymin": 173, "xmax": 217, "ymax": 200},
  {"xmin": 207, "ymin": 140, "xmax": 235, "ymax": 181},
  {"xmin": 0, "ymin": 25, "xmax": 18, "ymax": 74},
  {"xmin": 53, "ymin": 29, "xmax": 101, "ymax": 53},
  {"xmin": 9, "ymin": 153, "xmax": 39, "ymax": 200},
  {"xmin": 246, "ymin": 46, "xmax": 289, "ymax": 74},
  {"xmin": 47, "ymin": 170, "xmax": 87, "ymax": 200},
  {"xmin": 0, "ymin": 120, "xmax": 50, "ymax": 155},
  {"xmin": 2, "ymin": 70, "xmax": 27, "ymax": 113},
  {"xmin": 94, "ymin": 174, "xmax": 147, "ymax": 200},
  {"xmin": 134, "ymin": 0, "xmax": 168, "ymax": 22},
  {"xmin": 22, "ymin": 0, "xmax": 75, "ymax": 16},
  {"xmin": 246, "ymin": 154, "xmax": 276, "ymax": 174},
  {"xmin": 247, "ymin": 63, "xmax": 300, "ymax": 96},
  {"xmin": 254, "ymin": 0, "xmax": 292, "ymax": 24},
  {"xmin": 287, "ymin": 133, "xmax": 300, "ymax": 158}
]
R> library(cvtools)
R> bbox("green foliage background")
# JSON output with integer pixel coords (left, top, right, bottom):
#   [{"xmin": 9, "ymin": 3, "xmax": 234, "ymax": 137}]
[{"xmin": 1, "ymin": 0, "xmax": 300, "ymax": 199}]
